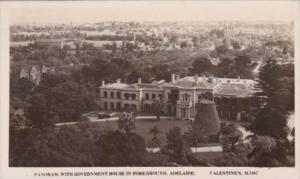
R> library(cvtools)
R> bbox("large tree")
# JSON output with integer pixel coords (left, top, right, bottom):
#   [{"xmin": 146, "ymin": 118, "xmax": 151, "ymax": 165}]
[
  {"xmin": 251, "ymin": 59, "xmax": 290, "ymax": 139},
  {"xmin": 118, "ymin": 112, "xmax": 136, "ymax": 135},
  {"xmin": 96, "ymin": 131, "xmax": 147, "ymax": 166},
  {"xmin": 32, "ymin": 73, "xmax": 97, "ymax": 123},
  {"xmin": 152, "ymin": 99, "xmax": 165, "ymax": 120},
  {"xmin": 189, "ymin": 57, "xmax": 213, "ymax": 75},
  {"xmin": 149, "ymin": 126, "xmax": 161, "ymax": 147},
  {"xmin": 24, "ymin": 93, "xmax": 58, "ymax": 128},
  {"xmin": 10, "ymin": 125, "xmax": 98, "ymax": 167},
  {"xmin": 162, "ymin": 127, "xmax": 190, "ymax": 165}
]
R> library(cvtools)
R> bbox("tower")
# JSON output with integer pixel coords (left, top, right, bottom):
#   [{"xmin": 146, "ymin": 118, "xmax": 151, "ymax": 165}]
[{"xmin": 223, "ymin": 23, "xmax": 231, "ymax": 48}]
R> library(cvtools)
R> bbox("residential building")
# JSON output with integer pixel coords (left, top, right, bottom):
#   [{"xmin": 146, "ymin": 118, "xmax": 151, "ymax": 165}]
[
  {"xmin": 19, "ymin": 65, "xmax": 55, "ymax": 85},
  {"xmin": 99, "ymin": 74, "xmax": 257, "ymax": 121}
]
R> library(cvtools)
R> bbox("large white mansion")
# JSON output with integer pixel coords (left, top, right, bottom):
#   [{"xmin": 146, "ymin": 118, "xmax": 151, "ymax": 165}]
[{"xmin": 99, "ymin": 74, "xmax": 256, "ymax": 120}]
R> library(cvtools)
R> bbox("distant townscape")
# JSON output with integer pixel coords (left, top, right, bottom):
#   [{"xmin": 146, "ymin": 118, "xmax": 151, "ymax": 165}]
[{"xmin": 9, "ymin": 21, "xmax": 294, "ymax": 167}]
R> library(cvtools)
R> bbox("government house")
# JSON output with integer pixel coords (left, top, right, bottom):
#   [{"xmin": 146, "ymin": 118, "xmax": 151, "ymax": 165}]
[{"xmin": 98, "ymin": 74, "xmax": 257, "ymax": 121}]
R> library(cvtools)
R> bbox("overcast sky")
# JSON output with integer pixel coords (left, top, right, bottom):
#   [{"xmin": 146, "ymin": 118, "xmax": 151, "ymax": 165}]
[{"xmin": 8, "ymin": 1, "xmax": 298, "ymax": 25}]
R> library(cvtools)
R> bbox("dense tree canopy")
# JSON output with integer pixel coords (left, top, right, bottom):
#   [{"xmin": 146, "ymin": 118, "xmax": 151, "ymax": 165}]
[
  {"xmin": 9, "ymin": 31, "xmax": 294, "ymax": 167},
  {"xmin": 189, "ymin": 57, "xmax": 213, "ymax": 75},
  {"xmin": 251, "ymin": 59, "xmax": 291, "ymax": 139}
]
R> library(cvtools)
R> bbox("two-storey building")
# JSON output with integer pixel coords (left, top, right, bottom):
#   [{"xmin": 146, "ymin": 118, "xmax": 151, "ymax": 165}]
[
  {"xmin": 99, "ymin": 78, "xmax": 164, "ymax": 112},
  {"xmin": 99, "ymin": 74, "xmax": 256, "ymax": 120}
]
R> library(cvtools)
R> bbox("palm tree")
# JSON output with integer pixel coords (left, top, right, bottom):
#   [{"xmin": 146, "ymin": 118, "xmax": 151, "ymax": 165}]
[
  {"xmin": 149, "ymin": 126, "xmax": 161, "ymax": 147},
  {"xmin": 152, "ymin": 99, "xmax": 164, "ymax": 120},
  {"xmin": 118, "ymin": 112, "xmax": 136, "ymax": 135}
]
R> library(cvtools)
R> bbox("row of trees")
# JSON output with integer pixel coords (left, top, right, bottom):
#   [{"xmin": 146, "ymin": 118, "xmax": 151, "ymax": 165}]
[
  {"xmin": 189, "ymin": 55, "xmax": 253, "ymax": 78},
  {"xmin": 10, "ymin": 108, "xmax": 295, "ymax": 167},
  {"xmin": 10, "ymin": 109, "xmax": 211, "ymax": 166}
]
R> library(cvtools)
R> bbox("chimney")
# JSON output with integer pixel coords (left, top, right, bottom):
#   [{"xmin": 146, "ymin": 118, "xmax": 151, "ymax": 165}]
[
  {"xmin": 176, "ymin": 74, "xmax": 180, "ymax": 81},
  {"xmin": 101, "ymin": 81, "xmax": 105, "ymax": 86},
  {"xmin": 116, "ymin": 78, "xmax": 121, "ymax": 83},
  {"xmin": 60, "ymin": 41, "xmax": 64, "ymax": 50},
  {"xmin": 208, "ymin": 75, "xmax": 214, "ymax": 83},
  {"xmin": 171, "ymin": 73, "xmax": 176, "ymax": 84},
  {"xmin": 138, "ymin": 77, "xmax": 142, "ymax": 84}
]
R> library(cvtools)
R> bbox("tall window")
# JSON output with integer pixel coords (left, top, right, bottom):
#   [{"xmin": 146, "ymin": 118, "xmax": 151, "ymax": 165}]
[
  {"xmin": 131, "ymin": 104, "xmax": 137, "ymax": 110},
  {"xmin": 145, "ymin": 93, "xmax": 149, "ymax": 100},
  {"xmin": 181, "ymin": 108, "xmax": 186, "ymax": 118},
  {"xmin": 158, "ymin": 94, "xmax": 163, "ymax": 100},
  {"xmin": 104, "ymin": 101, "xmax": 108, "ymax": 109},
  {"xmin": 104, "ymin": 91, "xmax": 107, "ymax": 98},
  {"xmin": 110, "ymin": 91, "xmax": 114, "ymax": 98},
  {"xmin": 116, "ymin": 102, "xmax": 121, "ymax": 110},
  {"xmin": 152, "ymin": 93, "xmax": 156, "ymax": 99},
  {"xmin": 198, "ymin": 95, "xmax": 202, "ymax": 102},
  {"xmin": 117, "ymin": 92, "xmax": 121, "ymax": 99},
  {"xmin": 124, "ymin": 104, "xmax": 130, "ymax": 110},
  {"xmin": 182, "ymin": 93, "xmax": 189, "ymax": 101},
  {"xmin": 167, "ymin": 93, "xmax": 172, "ymax": 101},
  {"xmin": 110, "ymin": 102, "xmax": 114, "ymax": 109},
  {"xmin": 124, "ymin": 93, "xmax": 130, "ymax": 100},
  {"xmin": 131, "ymin": 94, "xmax": 137, "ymax": 100}
]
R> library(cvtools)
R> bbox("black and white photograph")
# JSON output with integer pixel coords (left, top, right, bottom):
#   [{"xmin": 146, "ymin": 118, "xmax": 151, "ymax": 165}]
[{"xmin": 0, "ymin": 1, "xmax": 299, "ymax": 178}]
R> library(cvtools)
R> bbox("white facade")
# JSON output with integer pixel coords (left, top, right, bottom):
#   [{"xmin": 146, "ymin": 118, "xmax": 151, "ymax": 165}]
[{"xmin": 99, "ymin": 75, "xmax": 256, "ymax": 119}]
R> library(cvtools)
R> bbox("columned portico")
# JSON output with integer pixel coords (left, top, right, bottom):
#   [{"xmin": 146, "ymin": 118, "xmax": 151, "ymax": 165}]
[{"xmin": 176, "ymin": 104, "xmax": 192, "ymax": 119}]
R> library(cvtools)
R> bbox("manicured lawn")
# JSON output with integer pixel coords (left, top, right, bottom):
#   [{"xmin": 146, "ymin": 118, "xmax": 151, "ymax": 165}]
[{"xmin": 93, "ymin": 118, "xmax": 192, "ymax": 147}]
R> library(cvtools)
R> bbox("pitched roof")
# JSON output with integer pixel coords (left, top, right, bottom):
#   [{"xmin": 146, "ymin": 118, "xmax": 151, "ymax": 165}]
[
  {"xmin": 162, "ymin": 76, "xmax": 255, "ymax": 92},
  {"xmin": 31, "ymin": 65, "xmax": 41, "ymax": 73},
  {"xmin": 162, "ymin": 76, "xmax": 218, "ymax": 89},
  {"xmin": 103, "ymin": 83, "xmax": 129, "ymax": 89},
  {"xmin": 128, "ymin": 83, "xmax": 162, "ymax": 90},
  {"xmin": 20, "ymin": 66, "xmax": 31, "ymax": 74},
  {"xmin": 214, "ymin": 83, "xmax": 254, "ymax": 97}
]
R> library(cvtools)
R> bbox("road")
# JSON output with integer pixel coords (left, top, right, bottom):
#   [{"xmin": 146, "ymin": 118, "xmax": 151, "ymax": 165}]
[{"xmin": 55, "ymin": 115, "xmax": 174, "ymax": 127}]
